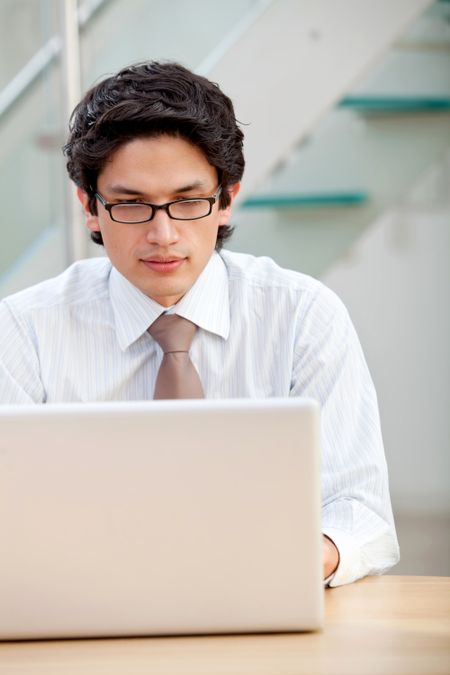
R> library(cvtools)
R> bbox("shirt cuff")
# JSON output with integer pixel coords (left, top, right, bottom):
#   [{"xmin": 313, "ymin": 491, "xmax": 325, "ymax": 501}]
[
  {"xmin": 322, "ymin": 527, "xmax": 364, "ymax": 587},
  {"xmin": 323, "ymin": 572, "xmax": 336, "ymax": 587}
]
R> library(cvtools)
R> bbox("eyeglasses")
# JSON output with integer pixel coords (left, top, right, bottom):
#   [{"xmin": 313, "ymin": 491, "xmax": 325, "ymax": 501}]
[{"xmin": 95, "ymin": 187, "xmax": 222, "ymax": 224}]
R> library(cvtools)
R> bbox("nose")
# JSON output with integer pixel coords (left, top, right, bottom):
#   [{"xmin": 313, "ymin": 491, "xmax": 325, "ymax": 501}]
[{"xmin": 145, "ymin": 209, "xmax": 180, "ymax": 247}]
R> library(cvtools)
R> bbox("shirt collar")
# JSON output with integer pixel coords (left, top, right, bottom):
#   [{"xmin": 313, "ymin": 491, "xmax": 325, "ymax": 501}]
[{"xmin": 109, "ymin": 251, "xmax": 230, "ymax": 351}]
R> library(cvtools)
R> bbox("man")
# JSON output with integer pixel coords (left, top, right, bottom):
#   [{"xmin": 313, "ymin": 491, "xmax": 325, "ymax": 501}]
[{"xmin": 0, "ymin": 61, "xmax": 399, "ymax": 585}]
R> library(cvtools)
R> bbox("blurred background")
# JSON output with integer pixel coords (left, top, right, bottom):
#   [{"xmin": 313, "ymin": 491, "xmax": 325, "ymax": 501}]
[{"xmin": 1, "ymin": 0, "xmax": 449, "ymax": 576}]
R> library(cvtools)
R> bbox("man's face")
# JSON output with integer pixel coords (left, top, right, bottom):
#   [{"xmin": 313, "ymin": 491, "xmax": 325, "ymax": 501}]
[{"xmin": 78, "ymin": 135, "xmax": 239, "ymax": 307}]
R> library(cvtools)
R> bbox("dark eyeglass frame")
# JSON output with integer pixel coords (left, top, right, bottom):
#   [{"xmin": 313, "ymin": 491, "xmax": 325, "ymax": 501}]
[{"xmin": 94, "ymin": 187, "xmax": 222, "ymax": 223}]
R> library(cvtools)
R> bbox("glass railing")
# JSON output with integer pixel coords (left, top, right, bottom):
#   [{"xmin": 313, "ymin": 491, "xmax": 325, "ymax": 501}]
[
  {"xmin": 0, "ymin": 0, "xmax": 60, "ymax": 90},
  {"xmin": 0, "ymin": 1, "xmax": 66, "ymax": 293}
]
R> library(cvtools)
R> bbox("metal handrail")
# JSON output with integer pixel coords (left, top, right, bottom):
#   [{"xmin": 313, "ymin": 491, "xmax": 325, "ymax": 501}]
[{"xmin": 0, "ymin": 0, "xmax": 109, "ymax": 121}]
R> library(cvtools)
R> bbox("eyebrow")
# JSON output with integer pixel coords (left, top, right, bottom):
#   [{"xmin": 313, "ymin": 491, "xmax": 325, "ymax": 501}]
[{"xmin": 105, "ymin": 180, "xmax": 208, "ymax": 197}]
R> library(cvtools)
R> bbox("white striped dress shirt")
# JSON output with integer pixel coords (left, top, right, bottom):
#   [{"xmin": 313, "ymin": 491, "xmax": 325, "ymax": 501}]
[{"xmin": 0, "ymin": 250, "xmax": 399, "ymax": 586}]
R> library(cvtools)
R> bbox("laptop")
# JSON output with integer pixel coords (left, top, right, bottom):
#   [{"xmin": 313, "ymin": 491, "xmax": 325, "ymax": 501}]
[{"xmin": 0, "ymin": 397, "xmax": 323, "ymax": 640}]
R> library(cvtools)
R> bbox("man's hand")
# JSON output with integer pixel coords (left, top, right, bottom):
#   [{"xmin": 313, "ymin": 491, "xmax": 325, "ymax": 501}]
[{"xmin": 323, "ymin": 534, "xmax": 339, "ymax": 580}]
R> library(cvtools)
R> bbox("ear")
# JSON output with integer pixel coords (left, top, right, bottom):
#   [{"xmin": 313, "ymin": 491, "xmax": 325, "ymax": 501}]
[
  {"xmin": 77, "ymin": 187, "xmax": 101, "ymax": 233},
  {"xmin": 218, "ymin": 182, "xmax": 241, "ymax": 226}
]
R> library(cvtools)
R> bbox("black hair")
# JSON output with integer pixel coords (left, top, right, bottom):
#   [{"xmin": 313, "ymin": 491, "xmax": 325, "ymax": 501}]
[{"xmin": 64, "ymin": 61, "xmax": 245, "ymax": 248}]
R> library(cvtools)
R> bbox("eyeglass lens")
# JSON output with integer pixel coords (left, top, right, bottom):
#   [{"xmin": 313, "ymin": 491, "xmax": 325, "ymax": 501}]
[{"xmin": 110, "ymin": 199, "xmax": 212, "ymax": 223}]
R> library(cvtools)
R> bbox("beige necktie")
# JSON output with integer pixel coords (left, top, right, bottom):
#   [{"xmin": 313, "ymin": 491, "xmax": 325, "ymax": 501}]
[{"xmin": 148, "ymin": 314, "xmax": 204, "ymax": 400}]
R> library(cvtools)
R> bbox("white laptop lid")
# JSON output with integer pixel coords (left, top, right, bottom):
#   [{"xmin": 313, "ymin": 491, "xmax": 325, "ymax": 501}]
[{"xmin": 0, "ymin": 397, "xmax": 323, "ymax": 640}]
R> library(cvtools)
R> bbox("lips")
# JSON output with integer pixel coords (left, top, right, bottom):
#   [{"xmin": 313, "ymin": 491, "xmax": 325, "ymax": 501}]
[{"xmin": 141, "ymin": 257, "xmax": 186, "ymax": 273}]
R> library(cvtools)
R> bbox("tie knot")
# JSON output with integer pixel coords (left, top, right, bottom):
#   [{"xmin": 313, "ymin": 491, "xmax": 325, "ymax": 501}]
[{"xmin": 148, "ymin": 314, "xmax": 197, "ymax": 354}]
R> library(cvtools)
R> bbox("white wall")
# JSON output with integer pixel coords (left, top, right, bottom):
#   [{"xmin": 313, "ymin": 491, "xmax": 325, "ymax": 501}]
[{"xmin": 322, "ymin": 153, "xmax": 450, "ymax": 515}]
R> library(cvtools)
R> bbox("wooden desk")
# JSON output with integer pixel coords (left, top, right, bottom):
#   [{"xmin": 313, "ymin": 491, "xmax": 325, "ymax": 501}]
[{"xmin": 1, "ymin": 576, "xmax": 449, "ymax": 675}]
